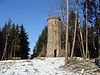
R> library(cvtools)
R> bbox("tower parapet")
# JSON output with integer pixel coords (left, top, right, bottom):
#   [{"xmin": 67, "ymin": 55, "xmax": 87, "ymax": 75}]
[{"xmin": 47, "ymin": 15, "xmax": 61, "ymax": 21}]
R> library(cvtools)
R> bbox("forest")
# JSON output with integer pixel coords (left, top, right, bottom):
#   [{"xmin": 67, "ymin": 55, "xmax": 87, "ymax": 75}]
[
  {"xmin": 0, "ymin": 19, "xmax": 30, "ymax": 60},
  {"xmin": 0, "ymin": 0, "xmax": 100, "ymax": 74},
  {"xmin": 31, "ymin": 0, "xmax": 100, "ymax": 61},
  {"xmin": 0, "ymin": 0, "xmax": 99, "ymax": 61}
]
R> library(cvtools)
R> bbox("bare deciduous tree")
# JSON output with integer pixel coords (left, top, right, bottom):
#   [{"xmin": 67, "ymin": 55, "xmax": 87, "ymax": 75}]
[
  {"xmin": 80, "ymin": 27, "xmax": 86, "ymax": 58},
  {"xmin": 71, "ymin": 0, "xmax": 78, "ymax": 58},
  {"xmin": 86, "ymin": 2, "xmax": 89, "ymax": 58},
  {"xmin": 65, "ymin": 0, "xmax": 69, "ymax": 65}
]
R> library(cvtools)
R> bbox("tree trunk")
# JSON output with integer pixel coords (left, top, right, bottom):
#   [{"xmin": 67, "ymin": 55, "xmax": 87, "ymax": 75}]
[
  {"xmin": 98, "ymin": 33, "xmax": 100, "ymax": 57},
  {"xmin": 10, "ymin": 40, "xmax": 14, "ymax": 59},
  {"xmin": 14, "ymin": 41, "xmax": 16, "ymax": 57},
  {"xmin": 98, "ymin": 0, "xmax": 100, "ymax": 58},
  {"xmin": 2, "ymin": 35, "xmax": 8, "ymax": 60},
  {"xmin": 86, "ymin": 2, "xmax": 89, "ymax": 58},
  {"xmin": 65, "ymin": 0, "xmax": 69, "ymax": 65},
  {"xmin": 78, "ymin": 34, "xmax": 83, "ymax": 57},
  {"xmin": 71, "ymin": 0, "xmax": 78, "ymax": 58},
  {"xmin": 80, "ymin": 27, "xmax": 86, "ymax": 58}
]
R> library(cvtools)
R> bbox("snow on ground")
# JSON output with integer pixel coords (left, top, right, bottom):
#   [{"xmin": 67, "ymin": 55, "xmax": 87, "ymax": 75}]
[
  {"xmin": 1, "ymin": 57, "xmax": 100, "ymax": 75},
  {"xmin": 0, "ymin": 57, "xmax": 78, "ymax": 75}
]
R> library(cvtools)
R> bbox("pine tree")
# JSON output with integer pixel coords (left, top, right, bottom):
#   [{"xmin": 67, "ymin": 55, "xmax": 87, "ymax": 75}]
[
  {"xmin": 8, "ymin": 24, "xmax": 21, "ymax": 59},
  {"xmin": 14, "ymin": 25, "xmax": 21, "ymax": 57},
  {"xmin": 0, "ymin": 28, "xmax": 3, "ymax": 59},
  {"xmin": 19, "ymin": 25, "xmax": 30, "ymax": 59},
  {"xmin": 31, "ymin": 26, "xmax": 47, "ymax": 58},
  {"xmin": 1, "ymin": 19, "xmax": 12, "ymax": 60},
  {"xmin": 95, "ymin": 0, "xmax": 100, "ymax": 57},
  {"xmin": 8, "ymin": 24, "xmax": 16, "ymax": 59}
]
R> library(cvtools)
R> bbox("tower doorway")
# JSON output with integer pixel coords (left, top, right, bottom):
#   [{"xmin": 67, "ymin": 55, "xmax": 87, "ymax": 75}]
[{"xmin": 54, "ymin": 49, "xmax": 57, "ymax": 57}]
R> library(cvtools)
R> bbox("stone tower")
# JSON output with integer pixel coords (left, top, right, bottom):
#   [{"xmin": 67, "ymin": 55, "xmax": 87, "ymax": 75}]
[{"xmin": 47, "ymin": 16, "xmax": 61, "ymax": 57}]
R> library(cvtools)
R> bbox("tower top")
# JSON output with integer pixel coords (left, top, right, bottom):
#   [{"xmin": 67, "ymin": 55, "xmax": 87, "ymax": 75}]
[{"xmin": 47, "ymin": 15, "xmax": 61, "ymax": 21}]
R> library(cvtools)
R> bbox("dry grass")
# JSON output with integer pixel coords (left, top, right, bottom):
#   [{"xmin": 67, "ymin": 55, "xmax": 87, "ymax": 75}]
[
  {"xmin": 33, "ymin": 57, "xmax": 46, "ymax": 60},
  {"xmin": 60, "ymin": 57, "xmax": 100, "ymax": 74}
]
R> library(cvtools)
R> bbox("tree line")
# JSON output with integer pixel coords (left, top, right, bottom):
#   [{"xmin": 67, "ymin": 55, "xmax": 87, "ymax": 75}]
[
  {"xmin": 31, "ymin": 0, "xmax": 100, "ymax": 60},
  {"xmin": 0, "ymin": 19, "xmax": 30, "ymax": 60}
]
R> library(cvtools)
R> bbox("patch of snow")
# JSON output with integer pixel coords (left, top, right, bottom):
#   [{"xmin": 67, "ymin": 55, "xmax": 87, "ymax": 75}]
[{"xmin": 0, "ymin": 57, "xmax": 82, "ymax": 75}]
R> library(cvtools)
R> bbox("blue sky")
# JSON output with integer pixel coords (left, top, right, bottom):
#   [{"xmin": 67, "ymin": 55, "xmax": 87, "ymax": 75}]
[{"xmin": 0, "ymin": 0, "xmax": 58, "ymax": 54}]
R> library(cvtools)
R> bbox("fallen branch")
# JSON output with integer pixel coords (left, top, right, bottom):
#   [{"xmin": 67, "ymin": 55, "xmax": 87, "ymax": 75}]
[{"xmin": 87, "ymin": 68, "xmax": 100, "ymax": 72}]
